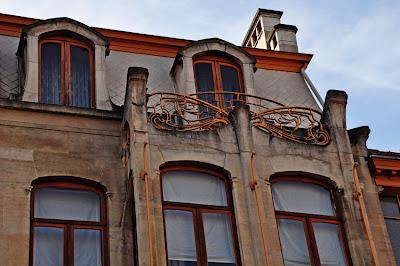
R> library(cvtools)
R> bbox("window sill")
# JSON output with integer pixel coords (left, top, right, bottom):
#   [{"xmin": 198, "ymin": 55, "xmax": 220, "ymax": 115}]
[{"xmin": 0, "ymin": 99, "xmax": 121, "ymax": 120}]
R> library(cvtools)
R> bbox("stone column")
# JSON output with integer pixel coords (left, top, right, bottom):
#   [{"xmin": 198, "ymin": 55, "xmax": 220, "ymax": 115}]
[
  {"xmin": 230, "ymin": 105, "xmax": 270, "ymax": 266},
  {"xmin": 349, "ymin": 126, "xmax": 397, "ymax": 266},
  {"xmin": 322, "ymin": 90, "xmax": 374, "ymax": 265},
  {"xmin": 124, "ymin": 67, "xmax": 160, "ymax": 266}
]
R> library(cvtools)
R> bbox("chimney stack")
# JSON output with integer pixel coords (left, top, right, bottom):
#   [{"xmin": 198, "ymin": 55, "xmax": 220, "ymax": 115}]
[{"xmin": 243, "ymin": 8, "xmax": 299, "ymax": 53}]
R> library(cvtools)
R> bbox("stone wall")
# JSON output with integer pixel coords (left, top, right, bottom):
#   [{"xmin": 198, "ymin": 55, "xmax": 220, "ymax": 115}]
[{"xmin": 0, "ymin": 101, "xmax": 134, "ymax": 266}]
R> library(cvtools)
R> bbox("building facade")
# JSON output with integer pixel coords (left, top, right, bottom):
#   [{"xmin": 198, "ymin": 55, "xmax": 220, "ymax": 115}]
[{"xmin": 0, "ymin": 8, "xmax": 398, "ymax": 266}]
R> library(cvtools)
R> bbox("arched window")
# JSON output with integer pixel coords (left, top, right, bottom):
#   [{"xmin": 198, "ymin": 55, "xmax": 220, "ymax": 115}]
[
  {"xmin": 271, "ymin": 177, "xmax": 350, "ymax": 266},
  {"xmin": 30, "ymin": 180, "xmax": 107, "ymax": 266},
  {"xmin": 379, "ymin": 188, "xmax": 400, "ymax": 265},
  {"xmin": 193, "ymin": 55, "xmax": 243, "ymax": 111},
  {"xmin": 39, "ymin": 36, "xmax": 94, "ymax": 108},
  {"xmin": 161, "ymin": 165, "xmax": 240, "ymax": 266}
]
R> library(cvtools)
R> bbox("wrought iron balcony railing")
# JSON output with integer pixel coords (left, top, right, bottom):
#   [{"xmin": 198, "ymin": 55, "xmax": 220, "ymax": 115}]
[{"xmin": 147, "ymin": 92, "xmax": 330, "ymax": 146}]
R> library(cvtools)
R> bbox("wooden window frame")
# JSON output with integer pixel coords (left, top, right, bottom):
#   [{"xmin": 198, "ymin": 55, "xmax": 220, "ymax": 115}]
[
  {"xmin": 160, "ymin": 165, "xmax": 241, "ymax": 266},
  {"xmin": 193, "ymin": 55, "xmax": 244, "ymax": 109},
  {"xmin": 271, "ymin": 177, "xmax": 352, "ymax": 266},
  {"xmin": 39, "ymin": 36, "xmax": 95, "ymax": 108},
  {"xmin": 29, "ymin": 181, "xmax": 109, "ymax": 266}
]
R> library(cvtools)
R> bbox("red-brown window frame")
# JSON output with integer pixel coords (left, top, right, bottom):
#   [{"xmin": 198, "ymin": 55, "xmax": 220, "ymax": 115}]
[
  {"xmin": 160, "ymin": 164, "xmax": 241, "ymax": 266},
  {"xmin": 271, "ymin": 176, "xmax": 352, "ymax": 266},
  {"xmin": 29, "ymin": 180, "xmax": 109, "ymax": 266},
  {"xmin": 38, "ymin": 36, "xmax": 95, "ymax": 108},
  {"xmin": 193, "ymin": 55, "xmax": 244, "ymax": 109}
]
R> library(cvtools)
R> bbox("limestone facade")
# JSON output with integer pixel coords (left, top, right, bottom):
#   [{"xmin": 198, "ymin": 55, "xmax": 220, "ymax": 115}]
[{"xmin": 0, "ymin": 8, "xmax": 397, "ymax": 266}]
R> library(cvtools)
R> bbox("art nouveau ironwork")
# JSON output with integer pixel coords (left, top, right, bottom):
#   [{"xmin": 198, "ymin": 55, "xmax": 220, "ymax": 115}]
[{"xmin": 147, "ymin": 92, "xmax": 330, "ymax": 145}]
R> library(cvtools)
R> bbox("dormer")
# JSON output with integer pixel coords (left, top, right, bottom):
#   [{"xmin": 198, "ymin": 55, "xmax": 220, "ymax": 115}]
[
  {"xmin": 170, "ymin": 38, "xmax": 256, "ymax": 98},
  {"xmin": 17, "ymin": 18, "xmax": 112, "ymax": 110}
]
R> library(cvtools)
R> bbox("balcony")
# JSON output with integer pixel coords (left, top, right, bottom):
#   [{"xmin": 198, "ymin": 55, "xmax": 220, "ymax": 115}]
[{"xmin": 147, "ymin": 92, "xmax": 330, "ymax": 146}]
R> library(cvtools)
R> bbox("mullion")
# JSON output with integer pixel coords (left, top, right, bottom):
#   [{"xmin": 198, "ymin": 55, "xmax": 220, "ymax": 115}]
[{"xmin": 306, "ymin": 218, "xmax": 320, "ymax": 266}]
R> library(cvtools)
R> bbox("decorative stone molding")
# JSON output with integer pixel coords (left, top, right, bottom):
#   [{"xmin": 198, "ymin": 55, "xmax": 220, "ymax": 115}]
[{"xmin": 16, "ymin": 17, "xmax": 112, "ymax": 110}]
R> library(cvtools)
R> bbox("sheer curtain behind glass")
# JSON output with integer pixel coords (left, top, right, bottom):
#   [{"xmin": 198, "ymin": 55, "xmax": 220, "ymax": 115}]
[
  {"xmin": 313, "ymin": 223, "xmax": 346, "ymax": 266},
  {"xmin": 41, "ymin": 43, "xmax": 61, "ymax": 105},
  {"xmin": 163, "ymin": 171, "xmax": 227, "ymax": 206},
  {"xmin": 203, "ymin": 213, "xmax": 235, "ymax": 265},
  {"xmin": 380, "ymin": 195, "xmax": 400, "ymax": 265},
  {"xmin": 33, "ymin": 187, "xmax": 103, "ymax": 266},
  {"xmin": 272, "ymin": 181, "xmax": 347, "ymax": 266},
  {"xmin": 165, "ymin": 210, "xmax": 197, "ymax": 265},
  {"xmin": 34, "ymin": 188, "xmax": 100, "ymax": 221},
  {"xmin": 33, "ymin": 227, "xmax": 63, "ymax": 266},
  {"xmin": 195, "ymin": 63, "xmax": 216, "ymax": 105},
  {"xmin": 162, "ymin": 170, "xmax": 237, "ymax": 266},
  {"xmin": 272, "ymin": 182, "xmax": 334, "ymax": 215},
  {"xmin": 70, "ymin": 45, "xmax": 90, "ymax": 108},
  {"xmin": 277, "ymin": 219, "xmax": 311, "ymax": 265},
  {"xmin": 220, "ymin": 65, "xmax": 240, "ymax": 108}
]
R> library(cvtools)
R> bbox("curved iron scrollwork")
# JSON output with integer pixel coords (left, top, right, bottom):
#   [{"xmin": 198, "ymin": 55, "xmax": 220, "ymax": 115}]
[
  {"xmin": 147, "ymin": 92, "xmax": 230, "ymax": 131},
  {"xmin": 147, "ymin": 92, "xmax": 330, "ymax": 145}
]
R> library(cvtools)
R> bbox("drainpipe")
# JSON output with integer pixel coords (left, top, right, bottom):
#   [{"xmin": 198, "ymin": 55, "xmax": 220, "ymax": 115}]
[
  {"xmin": 301, "ymin": 68, "xmax": 324, "ymax": 109},
  {"xmin": 352, "ymin": 162, "xmax": 379, "ymax": 266}
]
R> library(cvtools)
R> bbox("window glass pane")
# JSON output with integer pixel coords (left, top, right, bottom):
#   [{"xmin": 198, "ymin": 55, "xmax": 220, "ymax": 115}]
[
  {"xmin": 220, "ymin": 65, "xmax": 241, "ymax": 108},
  {"xmin": 162, "ymin": 170, "xmax": 227, "ymax": 206},
  {"xmin": 385, "ymin": 219, "xmax": 400, "ymax": 265},
  {"xmin": 33, "ymin": 226, "xmax": 63, "ymax": 266},
  {"xmin": 41, "ymin": 43, "xmax": 61, "ymax": 105},
  {"xmin": 277, "ymin": 219, "xmax": 311, "ymax": 265},
  {"xmin": 70, "ymin": 45, "xmax": 90, "ymax": 108},
  {"xmin": 195, "ymin": 63, "xmax": 217, "ymax": 114},
  {"xmin": 313, "ymin": 222, "xmax": 347, "ymax": 266},
  {"xmin": 380, "ymin": 196, "xmax": 400, "ymax": 217},
  {"xmin": 74, "ymin": 229, "xmax": 102, "ymax": 266},
  {"xmin": 164, "ymin": 209, "xmax": 197, "ymax": 265},
  {"xmin": 203, "ymin": 213, "xmax": 236, "ymax": 265},
  {"xmin": 272, "ymin": 182, "xmax": 335, "ymax": 216},
  {"xmin": 34, "ymin": 188, "xmax": 101, "ymax": 221}
]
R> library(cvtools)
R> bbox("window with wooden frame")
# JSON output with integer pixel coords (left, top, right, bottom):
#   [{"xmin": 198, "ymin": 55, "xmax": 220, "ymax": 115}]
[
  {"xmin": 379, "ymin": 188, "xmax": 400, "ymax": 265},
  {"xmin": 39, "ymin": 37, "xmax": 94, "ymax": 108},
  {"xmin": 193, "ymin": 55, "xmax": 243, "ymax": 113},
  {"xmin": 161, "ymin": 165, "xmax": 241, "ymax": 266},
  {"xmin": 271, "ymin": 177, "xmax": 351, "ymax": 266},
  {"xmin": 30, "ymin": 180, "xmax": 108, "ymax": 266}
]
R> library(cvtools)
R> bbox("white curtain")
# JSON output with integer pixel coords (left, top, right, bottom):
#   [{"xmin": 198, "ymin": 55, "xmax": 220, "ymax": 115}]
[
  {"xmin": 163, "ymin": 171, "xmax": 227, "ymax": 206},
  {"xmin": 74, "ymin": 229, "xmax": 102, "ymax": 266},
  {"xmin": 34, "ymin": 188, "xmax": 100, "ymax": 221},
  {"xmin": 272, "ymin": 182, "xmax": 334, "ymax": 216},
  {"xmin": 277, "ymin": 219, "xmax": 311, "ymax": 266},
  {"xmin": 33, "ymin": 227, "xmax": 63, "ymax": 266},
  {"xmin": 203, "ymin": 213, "xmax": 235, "ymax": 264},
  {"xmin": 165, "ymin": 210, "xmax": 197, "ymax": 262},
  {"xmin": 313, "ymin": 223, "xmax": 346, "ymax": 266}
]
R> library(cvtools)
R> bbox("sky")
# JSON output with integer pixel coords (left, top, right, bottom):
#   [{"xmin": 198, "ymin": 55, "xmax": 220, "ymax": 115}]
[{"xmin": 1, "ymin": 0, "xmax": 399, "ymax": 151}]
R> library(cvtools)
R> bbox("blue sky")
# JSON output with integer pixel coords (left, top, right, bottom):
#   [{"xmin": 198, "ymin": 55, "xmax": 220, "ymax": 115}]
[{"xmin": 1, "ymin": 0, "xmax": 399, "ymax": 151}]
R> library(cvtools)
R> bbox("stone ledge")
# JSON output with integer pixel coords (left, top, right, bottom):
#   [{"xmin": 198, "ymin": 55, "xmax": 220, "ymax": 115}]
[{"xmin": 0, "ymin": 99, "xmax": 122, "ymax": 120}]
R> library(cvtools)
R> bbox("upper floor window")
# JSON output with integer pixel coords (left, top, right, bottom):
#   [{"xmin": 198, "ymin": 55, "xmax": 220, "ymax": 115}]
[
  {"xmin": 194, "ymin": 56, "xmax": 243, "ymax": 111},
  {"xmin": 271, "ymin": 177, "xmax": 350, "ymax": 266},
  {"xmin": 30, "ymin": 180, "xmax": 107, "ymax": 266},
  {"xmin": 161, "ymin": 166, "xmax": 240, "ymax": 265},
  {"xmin": 379, "ymin": 188, "xmax": 400, "ymax": 265},
  {"xmin": 39, "ymin": 37, "xmax": 94, "ymax": 108}
]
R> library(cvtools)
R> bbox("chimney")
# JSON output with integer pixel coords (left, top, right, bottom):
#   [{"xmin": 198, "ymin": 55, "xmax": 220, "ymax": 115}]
[
  {"xmin": 243, "ymin": 8, "xmax": 299, "ymax": 53},
  {"xmin": 269, "ymin": 24, "xmax": 298, "ymax": 53}
]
